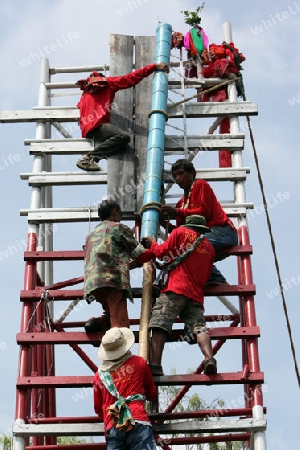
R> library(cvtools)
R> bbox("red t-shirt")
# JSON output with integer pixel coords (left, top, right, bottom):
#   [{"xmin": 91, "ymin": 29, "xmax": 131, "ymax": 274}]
[
  {"xmin": 151, "ymin": 227, "xmax": 215, "ymax": 305},
  {"xmin": 94, "ymin": 355, "xmax": 157, "ymax": 432},
  {"xmin": 77, "ymin": 64, "xmax": 156, "ymax": 137},
  {"xmin": 174, "ymin": 179, "xmax": 236, "ymax": 230}
]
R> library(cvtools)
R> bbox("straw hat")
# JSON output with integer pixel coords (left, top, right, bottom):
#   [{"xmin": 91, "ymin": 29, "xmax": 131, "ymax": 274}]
[{"xmin": 98, "ymin": 327, "xmax": 135, "ymax": 361}]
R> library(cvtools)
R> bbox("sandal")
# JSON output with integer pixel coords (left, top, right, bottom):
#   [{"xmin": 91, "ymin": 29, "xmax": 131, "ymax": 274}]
[
  {"xmin": 84, "ymin": 316, "xmax": 111, "ymax": 333},
  {"xmin": 149, "ymin": 363, "xmax": 164, "ymax": 376},
  {"xmin": 76, "ymin": 156, "xmax": 102, "ymax": 172},
  {"xmin": 204, "ymin": 357, "xmax": 217, "ymax": 375}
]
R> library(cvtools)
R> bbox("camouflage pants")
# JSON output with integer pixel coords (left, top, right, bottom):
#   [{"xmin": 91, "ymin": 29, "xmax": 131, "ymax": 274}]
[{"xmin": 149, "ymin": 291, "xmax": 207, "ymax": 344}]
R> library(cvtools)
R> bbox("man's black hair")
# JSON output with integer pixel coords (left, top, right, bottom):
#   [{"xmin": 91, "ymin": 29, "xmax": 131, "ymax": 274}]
[
  {"xmin": 98, "ymin": 200, "xmax": 121, "ymax": 221},
  {"xmin": 171, "ymin": 159, "xmax": 196, "ymax": 179}
]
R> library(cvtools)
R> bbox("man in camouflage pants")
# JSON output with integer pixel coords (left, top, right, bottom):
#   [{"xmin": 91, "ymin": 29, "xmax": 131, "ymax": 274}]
[
  {"xmin": 143, "ymin": 215, "xmax": 217, "ymax": 377},
  {"xmin": 83, "ymin": 200, "xmax": 150, "ymax": 333}
]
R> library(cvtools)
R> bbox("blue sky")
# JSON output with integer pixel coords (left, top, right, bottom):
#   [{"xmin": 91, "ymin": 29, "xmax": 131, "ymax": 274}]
[{"xmin": 0, "ymin": 1, "xmax": 299, "ymax": 448}]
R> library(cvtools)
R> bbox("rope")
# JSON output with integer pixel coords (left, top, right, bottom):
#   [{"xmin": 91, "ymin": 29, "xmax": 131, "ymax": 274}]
[
  {"xmin": 148, "ymin": 109, "xmax": 169, "ymax": 121},
  {"xmin": 87, "ymin": 205, "xmax": 92, "ymax": 233},
  {"xmin": 244, "ymin": 93, "xmax": 300, "ymax": 388},
  {"xmin": 168, "ymin": 77, "xmax": 240, "ymax": 109},
  {"xmin": 164, "ymin": 218, "xmax": 170, "ymax": 240},
  {"xmin": 24, "ymin": 290, "xmax": 52, "ymax": 333},
  {"xmin": 25, "ymin": 297, "xmax": 44, "ymax": 333},
  {"xmin": 139, "ymin": 201, "xmax": 162, "ymax": 217}
]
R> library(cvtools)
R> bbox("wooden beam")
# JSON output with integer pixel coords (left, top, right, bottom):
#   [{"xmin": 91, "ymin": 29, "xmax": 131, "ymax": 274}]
[
  {"xmin": 23, "ymin": 172, "xmax": 107, "ymax": 186},
  {"xmin": 16, "ymin": 371, "xmax": 264, "ymax": 388},
  {"xmin": 20, "ymin": 204, "xmax": 251, "ymax": 223},
  {"xmin": 13, "ymin": 422, "xmax": 104, "ymax": 436},
  {"xmin": 107, "ymin": 33, "xmax": 136, "ymax": 212},
  {"xmin": 165, "ymin": 134, "xmax": 244, "ymax": 151},
  {"xmin": 0, "ymin": 102, "xmax": 257, "ymax": 124},
  {"xmin": 165, "ymin": 168, "xmax": 249, "ymax": 182},
  {"xmin": 168, "ymin": 101, "xmax": 258, "ymax": 118},
  {"xmin": 25, "ymin": 134, "xmax": 245, "ymax": 155},
  {"xmin": 154, "ymin": 418, "xmax": 266, "ymax": 434},
  {"xmin": 23, "ymin": 245, "xmax": 252, "ymax": 261},
  {"xmin": 19, "ymin": 284, "xmax": 256, "ymax": 301},
  {"xmin": 24, "ymin": 250, "xmax": 85, "ymax": 261},
  {"xmin": 29, "ymin": 139, "xmax": 95, "ymax": 155},
  {"xmin": 0, "ymin": 108, "xmax": 79, "ymax": 123},
  {"xmin": 217, "ymin": 244, "xmax": 253, "ymax": 256},
  {"xmin": 168, "ymin": 77, "xmax": 229, "ymax": 88},
  {"xmin": 22, "ymin": 172, "xmax": 107, "ymax": 186},
  {"xmin": 16, "ymin": 326, "xmax": 260, "ymax": 344},
  {"xmin": 134, "ymin": 35, "xmax": 156, "ymax": 211},
  {"xmin": 171, "ymin": 326, "xmax": 260, "ymax": 341},
  {"xmin": 13, "ymin": 418, "xmax": 266, "ymax": 436},
  {"xmin": 20, "ymin": 168, "xmax": 250, "ymax": 185}
]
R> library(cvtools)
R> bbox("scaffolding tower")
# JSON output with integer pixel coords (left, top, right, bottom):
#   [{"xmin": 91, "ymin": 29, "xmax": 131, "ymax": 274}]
[{"xmin": 0, "ymin": 21, "xmax": 267, "ymax": 450}]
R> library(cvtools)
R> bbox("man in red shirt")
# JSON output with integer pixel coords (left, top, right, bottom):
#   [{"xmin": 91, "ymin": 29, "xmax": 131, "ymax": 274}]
[
  {"xmin": 143, "ymin": 215, "xmax": 217, "ymax": 377},
  {"xmin": 94, "ymin": 327, "xmax": 157, "ymax": 450},
  {"xmin": 160, "ymin": 159, "xmax": 238, "ymax": 285},
  {"xmin": 76, "ymin": 62, "xmax": 169, "ymax": 171}
]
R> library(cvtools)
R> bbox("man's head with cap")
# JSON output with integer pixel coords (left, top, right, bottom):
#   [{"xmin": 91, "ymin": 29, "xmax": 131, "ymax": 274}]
[
  {"xmin": 76, "ymin": 71, "xmax": 107, "ymax": 92},
  {"xmin": 182, "ymin": 215, "xmax": 212, "ymax": 234}
]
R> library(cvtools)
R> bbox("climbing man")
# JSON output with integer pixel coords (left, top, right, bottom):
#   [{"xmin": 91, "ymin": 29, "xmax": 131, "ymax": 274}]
[
  {"xmin": 143, "ymin": 215, "xmax": 217, "ymax": 376},
  {"xmin": 160, "ymin": 159, "xmax": 238, "ymax": 285},
  {"xmin": 83, "ymin": 200, "xmax": 151, "ymax": 333},
  {"xmin": 76, "ymin": 62, "xmax": 169, "ymax": 171}
]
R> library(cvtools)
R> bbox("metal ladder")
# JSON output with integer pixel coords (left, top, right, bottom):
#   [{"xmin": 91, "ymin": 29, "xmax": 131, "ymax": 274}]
[{"xmin": 0, "ymin": 22, "xmax": 267, "ymax": 450}]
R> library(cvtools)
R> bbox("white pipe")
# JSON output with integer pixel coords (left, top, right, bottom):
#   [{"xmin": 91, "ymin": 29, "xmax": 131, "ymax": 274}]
[
  {"xmin": 252, "ymin": 405, "xmax": 267, "ymax": 450},
  {"xmin": 33, "ymin": 58, "xmax": 54, "ymax": 286},
  {"xmin": 222, "ymin": 22, "xmax": 247, "ymax": 227},
  {"xmin": 12, "ymin": 419, "xmax": 25, "ymax": 450}
]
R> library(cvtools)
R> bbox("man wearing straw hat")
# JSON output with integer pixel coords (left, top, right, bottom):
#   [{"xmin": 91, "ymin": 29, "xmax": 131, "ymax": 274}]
[{"xmin": 94, "ymin": 327, "xmax": 157, "ymax": 450}]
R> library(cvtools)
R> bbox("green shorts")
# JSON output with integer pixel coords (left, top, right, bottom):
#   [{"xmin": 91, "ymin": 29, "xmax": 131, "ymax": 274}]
[{"xmin": 149, "ymin": 291, "xmax": 207, "ymax": 343}]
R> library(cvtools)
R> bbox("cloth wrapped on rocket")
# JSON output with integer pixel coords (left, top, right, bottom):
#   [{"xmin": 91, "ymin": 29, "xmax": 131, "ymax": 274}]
[
  {"xmin": 200, "ymin": 42, "xmax": 245, "ymax": 78},
  {"xmin": 183, "ymin": 26, "xmax": 209, "ymax": 56},
  {"xmin": 183, "ymin": 26, "xmax": 209, "ymax": 78}
]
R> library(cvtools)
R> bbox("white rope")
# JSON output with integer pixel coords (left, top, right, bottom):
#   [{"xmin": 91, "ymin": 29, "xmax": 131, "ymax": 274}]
[
  {"xmin": 55, "ymin": 299, "xmax": 81, "ymax": 323},
  {"xmin": 87, "ymin": 205, "xmax": 92, "ymax": 233},
  {"xmin": 216, "ymin": 296, "xmax": 239, "ymax": 315}
]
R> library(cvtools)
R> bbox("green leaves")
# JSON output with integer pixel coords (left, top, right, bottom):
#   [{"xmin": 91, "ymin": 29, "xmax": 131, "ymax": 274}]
[
  {"xmin": 0, "ymin": 435, "xmax": 12, "ymax": 450},
  {"xmin": 181, "ymin": 4, "xmax": 205, "ymax": 27}
]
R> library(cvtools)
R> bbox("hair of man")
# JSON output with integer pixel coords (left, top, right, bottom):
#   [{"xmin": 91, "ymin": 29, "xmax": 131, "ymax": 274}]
[
  {"xmin": 171, "ymin": 159, "xmax": 196, "ymax": 179},
  {"xmin": 98, "ymin": 200, "xmax": 121, "ymax": 220}
]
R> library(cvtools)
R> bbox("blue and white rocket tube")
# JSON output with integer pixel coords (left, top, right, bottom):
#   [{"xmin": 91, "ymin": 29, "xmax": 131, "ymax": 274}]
[{"xmin": 140, "ymin": 22, "xmax": 172, "ymax": 238}]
